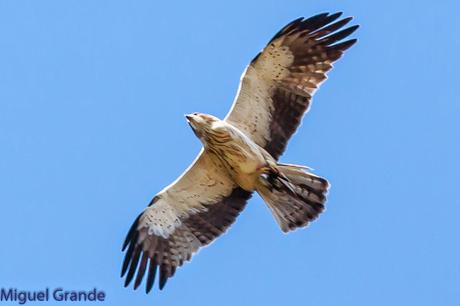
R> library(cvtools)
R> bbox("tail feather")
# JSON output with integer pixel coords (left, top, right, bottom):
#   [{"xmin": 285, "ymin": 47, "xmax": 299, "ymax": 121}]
[{"xmin": 256, "ymin": 163, "xmax": 329, "ymax": 232}]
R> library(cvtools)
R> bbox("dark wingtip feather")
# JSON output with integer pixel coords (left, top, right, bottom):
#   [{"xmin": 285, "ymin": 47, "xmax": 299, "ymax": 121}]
[
  {"xmin": 324, "ymin": 11, "xmax": 343, "ymax": 24},
  {"xmin": 258, "ymin": 12, "xmax": 357, "ymax": 65},
  {"xmin": 312, "ymin": 16, "xmax": 353, "ymax": 37},
  {"xmin": 121, "ymin": 234, "xmax": 137, "ymax": 277},
  {"xmin": 146, "ymin": 258, "xmax": 157, "ymax": 294},
  {"xmin": 329, "ymin": 11, "xmax": 343, "ymax": 19},
  {"xmin": 159, "ymin": 265, "xmax": 168, "ymax": 290},
  {"xmin": 271, "ymin": 12, "xmax": 341, "ymax": 43},
  {"xmin": 299, "ymin": 12, "xmax": 342, "ymax": 32},
  {"xmin": 304, "ymin": 12, "xmax": 330, "ymax": 23},
  {"xmin": 322, "ymin": 24, "xmax": 360, "ymax": 46},
  {"xmin": 331, "ymin": 38, "xmax": 358, "ymax": 51},
  {"xmin": 159, "ymin": 278, "xmax": 167, "ymax": 290},
  {"xmin": 268, "ymin": 17, "xmax": 304, "ymax": 44},
  {"xmin": 122, "ymin": 213, "xmax": 141, "ymax": 251},
  {"xmin": 124, "ymin": 247, "xmax": 141, "ymax": 287},
  {"xmin": 133, "ymin": 253, "xmax": 149, "ymax": 290},
  {"xmin": 347, "ymin": 24, "xmax": 360, "ymax": 35}
]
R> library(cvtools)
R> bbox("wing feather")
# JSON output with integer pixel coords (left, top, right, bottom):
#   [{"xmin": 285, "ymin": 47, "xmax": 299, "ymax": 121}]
[
  {"xmin": 122, "ymin": 151, "xmax": 252, "ymax": 292},
  {"xmin": 226, "ymin": 12, "xmax": 359, "ymax": 159}
]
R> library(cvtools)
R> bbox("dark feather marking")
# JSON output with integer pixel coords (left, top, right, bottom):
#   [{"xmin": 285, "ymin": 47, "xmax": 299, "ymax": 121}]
[
  {"xmin": 297, "ymin": 13, "xmax": 330, "ymax": 32},
  {"xmin": 122, "ymin": 213, "xmax": 141, "ymax": 251},
  {"xmin": 134, "ymin": 252, "xmax": 149, "ymax": 290},
  {"xmin": 329, "ymin": 39, "xmax": 358, "ymax": 51},
  {"xmin": 320, "ymin": 25, "xmax": 359, "ymax": 46},
  {"xmin": 124, "ymin": 246, "xmax": 141, "ymax": 287},
  {"xmin": 121, "ymin": 231, "xmax": 138, "ymax": 277},
  {"xmin": 159, "ymin": 265, "xmax": 169, "ymax": 290},
  {"xmin": 145, "ymin": 257, "xmax": 157, "ymax": 294},
  {"xmin": 312, "ymin": 17, "xmax": 353, "ymax": 37},
  {"xmin": 297, "ymin": 12, "xmax": 342, "ymax": 33},
  {"xmin": 268, "ymin": 17, "xmax": 304, "ymax": 44}
]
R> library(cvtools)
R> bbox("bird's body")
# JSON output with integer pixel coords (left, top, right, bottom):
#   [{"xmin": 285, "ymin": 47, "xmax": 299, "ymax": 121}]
[
  {"xmin": 193, "ymin": 115, "xmax": 272, "ymax": 191},
  {"xmin": 121, "ymin": 12, "xmax": 359, "ymax": 293}
]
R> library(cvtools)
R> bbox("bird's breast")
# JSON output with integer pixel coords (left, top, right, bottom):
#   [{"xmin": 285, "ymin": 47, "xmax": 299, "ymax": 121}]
[{"xmin": 208, "ymin": 129, "xmax": 267, "ymax": 191}]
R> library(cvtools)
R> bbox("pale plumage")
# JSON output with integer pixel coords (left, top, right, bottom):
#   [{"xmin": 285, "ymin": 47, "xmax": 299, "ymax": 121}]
[{"xmin": 122, "ymin": 12, "xmax": 358, "ymax": 293}]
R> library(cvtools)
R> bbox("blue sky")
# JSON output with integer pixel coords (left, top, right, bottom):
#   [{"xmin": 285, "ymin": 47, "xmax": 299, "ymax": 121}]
[{"xmin": 1, "ymin": 1, "xmax": 459, "ymax": 305}]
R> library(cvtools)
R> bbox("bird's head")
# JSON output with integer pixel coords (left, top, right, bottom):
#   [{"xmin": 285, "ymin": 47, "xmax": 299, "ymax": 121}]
[{"xmin": 185, "ymin": 112, "xmax": 224, "ymax": 143}]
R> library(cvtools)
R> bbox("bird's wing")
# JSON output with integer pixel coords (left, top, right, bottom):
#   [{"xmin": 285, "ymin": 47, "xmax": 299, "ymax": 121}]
[
  {"xmin": 225, "ymin": 12, "xmax": 358, "ymax": 159},
  {"xmin": 122, "ymin": 150, "xmax": 252, "ymax": 293}
]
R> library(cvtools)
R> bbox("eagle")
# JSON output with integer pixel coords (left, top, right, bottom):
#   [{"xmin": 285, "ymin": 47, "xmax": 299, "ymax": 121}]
[{"xmin": 122, "ymin": 12, "xmax": 358, "ymax": 293}]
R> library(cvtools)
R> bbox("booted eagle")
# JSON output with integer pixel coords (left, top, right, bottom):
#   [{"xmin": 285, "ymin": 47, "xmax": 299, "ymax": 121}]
[{"xmin": 122, "ymin": 12, "xmax": 358, "ymax": 293}]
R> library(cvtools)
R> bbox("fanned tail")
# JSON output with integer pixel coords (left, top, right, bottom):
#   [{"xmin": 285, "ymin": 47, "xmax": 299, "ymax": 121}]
[{"xmin": 256, "ymin": 163, "xmax": 329, "ymax": 232}]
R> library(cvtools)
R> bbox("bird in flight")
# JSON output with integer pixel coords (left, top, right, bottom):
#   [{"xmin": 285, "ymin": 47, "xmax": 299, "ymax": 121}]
[{"xmin": 122, "ymin": 12, "xmax": 358, "ymax": 293}]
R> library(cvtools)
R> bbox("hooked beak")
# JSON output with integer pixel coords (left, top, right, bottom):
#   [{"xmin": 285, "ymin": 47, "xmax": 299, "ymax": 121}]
[
  {"xmin": 185, "ymin": 113, "xmax": 202, "ymax": 138},
  {"xmin": 185, "ymin": 114, "xmax": 197, "ymax": 126},
  {"xmin": 185, "ymin": 113, "xmax": 199, "ymax": 131},
  {"xmin": 185, "ymin": 114, "xmax": 194, "ymax": 122}
]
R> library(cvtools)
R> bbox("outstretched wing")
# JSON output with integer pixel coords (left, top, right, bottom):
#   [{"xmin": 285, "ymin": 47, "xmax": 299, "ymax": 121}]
[
  {"xmin": 226, "ymin": 12, "xmax": 358, "ymax": 159},
  {"xmin": 122, "ymin": 151, "xmax": 252, "ymax": 293}
]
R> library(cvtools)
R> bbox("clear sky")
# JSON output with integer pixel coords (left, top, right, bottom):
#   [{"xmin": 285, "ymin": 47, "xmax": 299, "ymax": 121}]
[{"xmin": 1, "ymin": 1, "xmax": 459, "ymax": 305}]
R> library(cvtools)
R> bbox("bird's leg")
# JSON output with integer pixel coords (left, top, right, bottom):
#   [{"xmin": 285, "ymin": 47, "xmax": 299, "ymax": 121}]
[
  {"xmin": 265, "ymin": 159, "xmax": 291, "ymax": 182},
  {"xmin": 257, "ymin": 160, "xmax": 296, "ymax": 195}
]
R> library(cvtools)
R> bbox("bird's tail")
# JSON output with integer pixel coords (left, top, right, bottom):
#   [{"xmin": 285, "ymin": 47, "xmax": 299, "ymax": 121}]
[{"xmin": 256, "ymin": 163, "xmax": 329, "ymax": 232}]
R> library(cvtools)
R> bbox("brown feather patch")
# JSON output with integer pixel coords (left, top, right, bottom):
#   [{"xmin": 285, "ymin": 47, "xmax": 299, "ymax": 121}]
[{"xmin": 121, "ymin": 188, "xmax": 252, "ymax": 293}]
